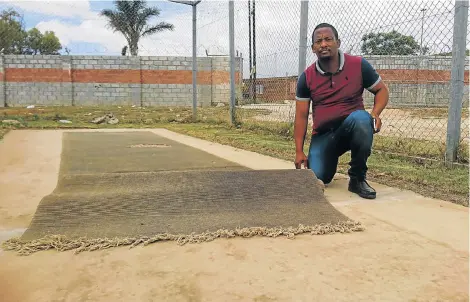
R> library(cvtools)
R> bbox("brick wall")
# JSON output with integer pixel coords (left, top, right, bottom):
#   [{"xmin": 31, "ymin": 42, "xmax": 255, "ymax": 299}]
[
  {"xmin": 243, "ymin": 55, "xmax": 469, "ymax": 108},
  {"xmin": 363, "ymin": 55, "xmax": 469, "ymax": 107},
  {"xmin": 0, "ymin": 55, "xmax": 241, "ymax": 107}
]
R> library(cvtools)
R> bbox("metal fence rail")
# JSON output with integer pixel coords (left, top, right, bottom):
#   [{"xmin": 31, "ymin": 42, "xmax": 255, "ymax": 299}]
[
  {"xmin": 224, "ymin": 0, "xmax": 469, "ymax": 163},
  {"xmin": 0, "ymin": 0, "xmax": 468, "ymax": 163}
]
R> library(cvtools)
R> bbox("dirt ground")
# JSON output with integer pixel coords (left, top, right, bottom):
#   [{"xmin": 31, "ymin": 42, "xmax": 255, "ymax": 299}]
[
  {"xmin": 240, "ymin": 103, "xmax": 470, "ymax": 143},
  {"xmin": 0, "ymin": 129, "xmax": 468, "ymax": 302}
]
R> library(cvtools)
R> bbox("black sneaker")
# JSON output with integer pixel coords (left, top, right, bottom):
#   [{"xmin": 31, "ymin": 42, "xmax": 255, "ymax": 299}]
[{"xmin": 348, "ymin": 178, "xmax": 376, "ymax": 199}]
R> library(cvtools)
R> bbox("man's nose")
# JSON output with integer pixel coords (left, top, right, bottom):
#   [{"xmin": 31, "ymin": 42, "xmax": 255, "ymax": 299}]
[{"xmin": 320, "ymin": 40, "xmax": 328, "ymax": 47}]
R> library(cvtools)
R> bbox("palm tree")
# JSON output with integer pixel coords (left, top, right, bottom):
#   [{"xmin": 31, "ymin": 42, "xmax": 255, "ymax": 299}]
[{"xmin": 100, "ymin": 0, "xmax": 174, "ymax": 56}]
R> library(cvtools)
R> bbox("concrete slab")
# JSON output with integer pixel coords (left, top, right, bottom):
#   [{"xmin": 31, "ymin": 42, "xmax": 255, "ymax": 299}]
[{"xmin": 0, "ymin": 129, "xmax": 468, "ymax": 302}]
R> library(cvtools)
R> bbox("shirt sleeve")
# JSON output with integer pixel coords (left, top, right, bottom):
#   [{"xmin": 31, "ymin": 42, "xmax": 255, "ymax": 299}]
[
  {"xmin": 361, "ymin": 58, "xmax": 381, "ymax": 91},
  {"xmin": 295, "ymin": 71, "xmax": 311, "ymax": 101}
]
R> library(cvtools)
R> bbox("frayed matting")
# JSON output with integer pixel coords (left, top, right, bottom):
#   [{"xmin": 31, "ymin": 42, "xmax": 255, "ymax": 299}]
[{"xmin": 3, "ymin": 221, "xmax": 364, "ymax": 256}]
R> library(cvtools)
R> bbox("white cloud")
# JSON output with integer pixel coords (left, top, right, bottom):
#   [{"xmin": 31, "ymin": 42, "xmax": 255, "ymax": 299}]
[
  {"xmin": 34, "ymin": 7, "xmax": 196, "ymax": 56},
  {"xmin": 33, "ymin": 1, "xmax": 229, "ymax": 57},
  {"xmin": 3, "ymin": 0, "xmax": 95, "ymax": 19},
  {"xmin": 36, "ymin": 18, "xmax": 126, "ymax": 52}
]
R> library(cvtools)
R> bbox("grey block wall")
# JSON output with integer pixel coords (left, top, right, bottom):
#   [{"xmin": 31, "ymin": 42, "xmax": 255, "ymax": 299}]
[
  {"xmin": 5, "ymin": 83, "xmax": 65, "ymax": 106},
  {"xmin": 70, "ymin": 55, "xmax": 141, "ymax": 70},
  {"xmin": 3, "ymin": 54, "xmax": 64, "ymax": 68},
  {"xmin": 71, "ymin": 55, "xmax": 139, "ymax": 106},
  {"xmin": 0, "ymin": 54, "xmax": 241, "ymax": 107},
  {"xmin": 363, "ymin": 83, "xmax": 470, "ymax": 108},
  {"xmin": 61, "ymin": 56, "xmax": 73, "ymax": 106},
  {"xmin": 363, "ymin": 55, "xmax": 469, "ymax": 108},
  {"xmin": 3, "ymin": 55, "xmax": 71, "ymax": 106},
  {"xmin": 74, "ymin": 83, "xmax": 141, "ymax": 106},
  {"xmin": 210, "ymin": 57, "xmax": 241, "ymax": 103},
  {"xmin": 211, "ymin": 83, "xmax": 231, "ymax": 104},
  {"xmin": 141, "ymin": 56, "xmax": 214, "ymax": 107}
]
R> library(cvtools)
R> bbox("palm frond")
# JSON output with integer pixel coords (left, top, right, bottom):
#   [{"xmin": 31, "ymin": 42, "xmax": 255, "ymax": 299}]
[
  {"xmin": 142, "ymin": 22, "xmax": 174, "ymax": 37},
  {"xmin": 100, "ymin": 4, "xmax": 134, "ymax": 40},
  {"xmin": 115, "ymin": 0, "xmax": 133, "ymax": 14},
  {"xmin": 136, "ymin": 7, "xmax": 161, "ymax": 32},
  {"xmin": 131, "ymin": 0, "xmax": 146, "ymax": 12},
  {"xmin": 100, "ymin": 10, "xmax": 126, "ymax": 32}
]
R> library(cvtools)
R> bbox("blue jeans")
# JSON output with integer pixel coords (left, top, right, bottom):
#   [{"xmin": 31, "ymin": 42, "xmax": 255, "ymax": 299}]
[{"xmin": 307, "ymin": 110, "xmax": 374, "ymax": 184}]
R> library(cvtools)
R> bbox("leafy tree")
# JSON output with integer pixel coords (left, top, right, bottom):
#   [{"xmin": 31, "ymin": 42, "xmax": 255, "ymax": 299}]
[
  {"xmin": 39, "ymin": 31, "xmax": 62, "ymax": 54},
  {"xmin": 361, "ymin": 30, "xmax": 426, "ymax": 55},
  {"xmin": 24, "ymin": 28, "xmax": 43, "ymax": 54},
  {"xmin": 0, "ymin": 8, "xmax": 62, "ymax": 55},
  {"xmin": 100, "ymin": 0, "xmax": 174, "ymax": 56},
  {"xmin": 0, "ymin": 8, "xmax": 26, "ymax": 54}
]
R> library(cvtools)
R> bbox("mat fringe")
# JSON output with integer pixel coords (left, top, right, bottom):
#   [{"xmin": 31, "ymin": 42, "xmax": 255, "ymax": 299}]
[{"xmin": 1, "ymin": 221, "xmax": 364, "ymax": 256}]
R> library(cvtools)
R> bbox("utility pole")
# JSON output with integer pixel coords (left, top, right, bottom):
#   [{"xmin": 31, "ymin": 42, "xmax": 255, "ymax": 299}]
[
  {"xmin": 167, "ymin": 0, "xmax": 202, "ymax": 121},
  {"xmin": 252, "ymin": 0, "xmax": 256, "ymax": 103},
  {"xmin": 298, "ymin": 0, "xmax": 309, "ymax": 76},
  {"xmin": 420, "ymin": 8, "xmax": 427, "ymax": 55},
  {"xmin": 229, "ymin": 0, "xmax": 236, "ymax": 125},
  {"xmin": 248, "ymin": 0, "xmax": 253, "ymax": 100},
  {"xmin": 445, "ymin": 0, "xmax": 468, "ymax": 164}
]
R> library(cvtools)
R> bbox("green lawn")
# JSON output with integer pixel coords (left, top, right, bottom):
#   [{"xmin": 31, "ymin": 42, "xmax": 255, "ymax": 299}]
[{"xmin": 1, "ymin": 105, "xmax": 468, "ymax": 206}]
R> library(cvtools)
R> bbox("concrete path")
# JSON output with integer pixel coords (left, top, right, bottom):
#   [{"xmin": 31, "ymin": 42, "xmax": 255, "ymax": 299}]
[{"xmin": 0, "ymin": 129, "xmax": 468, "ymax": 302}]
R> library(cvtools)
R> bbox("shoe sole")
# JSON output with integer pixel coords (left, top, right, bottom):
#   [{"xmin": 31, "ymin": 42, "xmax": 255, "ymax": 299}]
[{"xmin": 348, "ymin": 187, "xmax": 376, "ymax": 199}]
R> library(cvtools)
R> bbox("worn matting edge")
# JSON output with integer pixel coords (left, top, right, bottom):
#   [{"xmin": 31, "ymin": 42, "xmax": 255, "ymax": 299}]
[{"xmin": 2, "ymin": 221, "xmax": 365, "ymax": 256}]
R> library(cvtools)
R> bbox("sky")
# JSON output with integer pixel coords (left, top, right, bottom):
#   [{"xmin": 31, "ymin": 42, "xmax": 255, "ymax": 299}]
[{"xmin": 0, "ymin": 0, "xmax": 463, "ymax": 78}]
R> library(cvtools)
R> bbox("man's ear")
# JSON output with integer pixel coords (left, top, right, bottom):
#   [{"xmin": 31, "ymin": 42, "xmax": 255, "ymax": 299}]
[{"xmin": 337, "ymin": 38, "xmax": 341, "ymax": 48}]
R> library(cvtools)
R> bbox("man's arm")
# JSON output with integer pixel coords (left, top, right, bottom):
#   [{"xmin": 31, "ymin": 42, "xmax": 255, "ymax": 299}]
[
  {"xmin": 369, "ymin": 81, "xmax": 389, "ymax": 117},
  {"xmin": 295, "ymin": 102, "xmax": 310, "ymax": 153},
  {"xmin": 362, "ymin": 58, "xmax": 389, "ymax": 132},
  {"xmin": 294, "ymin": 72, "xmax": 311, "ymax": 168}
]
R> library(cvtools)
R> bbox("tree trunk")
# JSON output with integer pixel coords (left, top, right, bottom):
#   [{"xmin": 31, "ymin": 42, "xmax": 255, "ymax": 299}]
[{"xmin": 129, "ymin": 38, "xmax": 138, "ymax": 56}]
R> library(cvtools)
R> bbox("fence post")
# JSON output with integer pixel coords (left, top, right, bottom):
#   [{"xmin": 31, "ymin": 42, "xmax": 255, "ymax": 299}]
[
  {"xmin": 298, "ymin": 0, "xmax": 309, "ymax": 77},
  {"xmin": 0, "ymin": 54, "xmax": 5, "ymax": 107},
  {"xmin": 229, "ymin": 0, "xmax": 236, "ymax": 125},
  {"xmin": 445, "ymin": 0, "xmax": 469, "ymax": 164},
  {"xmin": 192, "ymin": 3, "xmax": 198, "ymax": 121}
]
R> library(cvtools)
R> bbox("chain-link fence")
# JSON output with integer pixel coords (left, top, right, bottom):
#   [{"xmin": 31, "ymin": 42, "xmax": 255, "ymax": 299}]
[
  {"xmin": 0, "ymin": 0, "xmax": 468, "ymax": 163},
  {"xmin": 221, "ymin": 0, "xmax": 469, "ymax": 163}
]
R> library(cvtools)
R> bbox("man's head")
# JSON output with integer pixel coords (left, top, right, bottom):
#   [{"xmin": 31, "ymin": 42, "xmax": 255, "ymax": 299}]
[{"xmin": 311, "ymin": 23, "xmax": 341, "ymax": 60}]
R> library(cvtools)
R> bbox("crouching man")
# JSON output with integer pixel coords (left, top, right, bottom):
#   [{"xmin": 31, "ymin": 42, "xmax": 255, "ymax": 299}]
[{"xmin": 294, "ymin": 23, "xmax": 389, "ymax": 199}]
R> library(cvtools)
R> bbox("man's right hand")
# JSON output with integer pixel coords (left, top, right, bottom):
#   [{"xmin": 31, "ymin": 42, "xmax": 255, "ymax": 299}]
[{"xmin": 295, "ymin": 151, "xmax": 309, "ymax": 169}]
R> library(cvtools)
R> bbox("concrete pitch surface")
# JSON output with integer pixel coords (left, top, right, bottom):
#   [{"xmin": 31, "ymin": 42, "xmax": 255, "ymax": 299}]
[{"xmin": 0, "ymin": 129, "xmax": 468, "ymax": 302}]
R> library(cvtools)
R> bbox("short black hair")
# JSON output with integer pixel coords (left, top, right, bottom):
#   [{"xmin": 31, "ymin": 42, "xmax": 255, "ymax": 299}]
[{"xmin": 312, "ymin": 23, "xmax": 339, "ymax": 43}]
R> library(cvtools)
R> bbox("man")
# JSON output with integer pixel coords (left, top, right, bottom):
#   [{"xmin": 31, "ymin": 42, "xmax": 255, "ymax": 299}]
[{"xmin": 294, "ymin": 23, "xmax": 389, "ymax": 199}]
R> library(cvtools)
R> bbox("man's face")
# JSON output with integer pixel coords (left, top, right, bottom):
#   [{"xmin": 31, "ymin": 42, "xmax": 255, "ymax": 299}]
[{"xmin": 312, "ymin": 27, "xmax": 340, "ymax": 60}]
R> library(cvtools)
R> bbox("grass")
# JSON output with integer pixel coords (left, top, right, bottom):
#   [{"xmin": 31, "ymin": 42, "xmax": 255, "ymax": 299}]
[
  {"xmin": 372, "ymin": 135, "xmax": 469, "ymax": 163},
  {"xmin": 1, "ymin": 105, "xmax": 468, "ymax": 206},
  {"xmin": 406, "ymin": 107, "xmax": 469, "ymax": 119}
]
